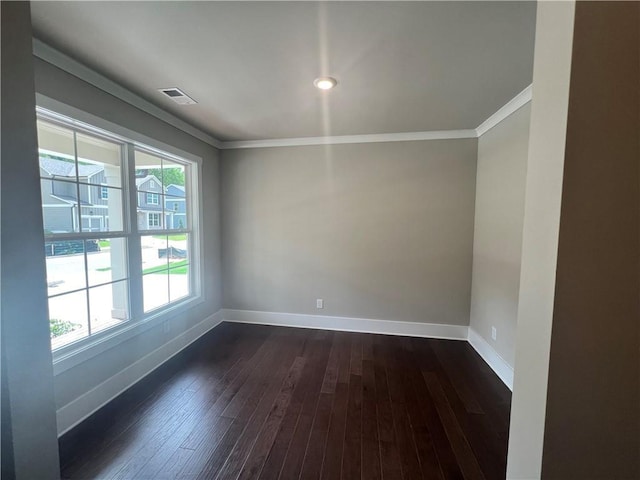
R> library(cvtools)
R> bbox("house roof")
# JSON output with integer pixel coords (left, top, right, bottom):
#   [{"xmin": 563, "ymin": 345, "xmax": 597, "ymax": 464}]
[
  {"xmin": 41, "ymin": 160, "xmax": 176, "ymax": 197},
  {"xmin": 166, "ymin": 184, "xmax": 186, "ymax": 196},
  {"xmin": 50, "ymin": 194, "xmax": 93, "ymax": 206},
  {"xmin": 135, "ymin": 174, "xmax": 162, "ymax": 188},
  {"xmin": 40, "ymin": 157, "xmax": 103, "ymax": 178}
]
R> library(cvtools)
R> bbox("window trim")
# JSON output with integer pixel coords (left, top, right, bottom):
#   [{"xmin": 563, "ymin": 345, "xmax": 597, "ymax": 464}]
[
  {"xmin": 147, "ymin": 212, "xmax": 161, "ymax": 227},
  {"xmin": 146, "ymin": 192, "xmax": 159, "ymax": 205},
  {"xmin": 36, "ymin": 94, "xmax": 204, "ymax": 374}
]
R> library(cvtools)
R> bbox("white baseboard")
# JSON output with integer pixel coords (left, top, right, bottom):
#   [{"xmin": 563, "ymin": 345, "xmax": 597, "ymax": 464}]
[
  {"xmin": 57, "ymin": 311, "xmax": 513, "ymax": 436},
  {"xmin": 467, "ymin": 328, "xmax": 514, "ymax": 390},
  {"xmin": 222, "ymin": 309, "xmax": 469, "ymax": 341},
  {"xmin": 56, "ymin": 309, "xmax": 224, "ymax": 436}
]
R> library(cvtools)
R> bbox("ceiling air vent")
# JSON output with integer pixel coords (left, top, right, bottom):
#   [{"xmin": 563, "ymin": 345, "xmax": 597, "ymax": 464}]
[{"xmin": 158, "ymin": 87, "xmax": 197, "ymax": 105}]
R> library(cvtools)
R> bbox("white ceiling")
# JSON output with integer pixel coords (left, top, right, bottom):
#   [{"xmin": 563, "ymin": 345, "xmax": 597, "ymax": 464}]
[{"xmin": 31, "ymin": 1, "xmax": 536, "ymax": 142}]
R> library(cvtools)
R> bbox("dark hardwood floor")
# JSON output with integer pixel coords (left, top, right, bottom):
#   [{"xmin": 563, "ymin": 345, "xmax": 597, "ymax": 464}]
[{"xmin": 59, "ymin": 323, "xmax": 511, "ymax": 480}]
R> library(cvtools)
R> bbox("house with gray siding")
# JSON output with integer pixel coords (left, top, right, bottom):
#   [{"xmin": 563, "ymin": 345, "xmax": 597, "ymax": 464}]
[
  {"xmin": 41, "ymin": 158, "xmax": 184, "ymax": 233},
  {"xmin": 40, "ymin": 157, "xmax": 108, "ymax": 233},
  {"xmin": 164, "ymin": 184, "xmax": 186, "ymax": 229},
  {"xmin": 135, "ymin": 174, "xmax": 164, "ymax": 230}
]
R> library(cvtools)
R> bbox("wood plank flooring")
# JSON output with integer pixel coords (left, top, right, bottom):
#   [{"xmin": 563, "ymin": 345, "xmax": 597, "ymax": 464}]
[{"xmin": 59, "ymin": 323, "xmax": 511, "ymax": 480}]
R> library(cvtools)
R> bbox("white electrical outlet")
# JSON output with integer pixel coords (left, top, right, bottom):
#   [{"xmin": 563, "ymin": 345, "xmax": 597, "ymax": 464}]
[
  {"xmin": 491, "ymin": 326, "xmax": 497, "ymax": 341},
  {"xmin": 316, "ymin": 298, "xmax": 324, "ymax": 309}
]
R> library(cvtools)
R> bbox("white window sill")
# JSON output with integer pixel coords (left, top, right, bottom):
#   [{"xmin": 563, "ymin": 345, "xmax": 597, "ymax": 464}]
[{"xmin": 52, "ymin": 294, "xmax": 204, "ymax": 376}]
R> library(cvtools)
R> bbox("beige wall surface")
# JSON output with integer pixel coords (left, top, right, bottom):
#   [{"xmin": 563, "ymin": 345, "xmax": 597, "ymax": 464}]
[
  {"xmin": 541, "ymin": 2, "xmax": 640, "ymax": 478},
  {"xmin": 221, "ymin": 140, "xmax": 477, "ymax": 325},
  {"xmin": 470, "ymin": 104, "xmax": 530, "ymax": 367}
]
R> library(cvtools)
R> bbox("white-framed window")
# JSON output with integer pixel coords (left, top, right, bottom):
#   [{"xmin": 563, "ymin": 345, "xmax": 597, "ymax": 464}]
[
  {"xmin": 148, "ymin": 212, "xmax": 161, "ymax": 227},
  {"xmin": 146, "ymin": 192, "xmax": 159, "ymax": 205},
  {"xmin": 149, "ymin": 180, "xmax": 156, "ymax": 188},
  {"xmin": 135, "ymin": 148, "xmax": 194, "ymax": 313},
  {"xmin": 36, "ymin": 105, "xmax": 202, "ymax": 355}
]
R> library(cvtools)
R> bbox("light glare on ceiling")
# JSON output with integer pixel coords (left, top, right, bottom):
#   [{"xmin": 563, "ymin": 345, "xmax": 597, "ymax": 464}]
[{"xmin": 314, "ymin": 77, "xmax": 337, "ymax": 90}]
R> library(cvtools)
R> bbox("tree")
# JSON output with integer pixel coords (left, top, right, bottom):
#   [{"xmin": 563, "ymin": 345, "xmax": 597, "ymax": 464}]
[{"xmin": 145, "ymin": 167, "xmax": 185, "ymax": 187}]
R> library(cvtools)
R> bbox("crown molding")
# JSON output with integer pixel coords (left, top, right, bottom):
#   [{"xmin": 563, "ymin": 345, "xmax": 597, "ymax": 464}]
[
  {"xmin": 221, "ymin": 85, "xmax": 532, "ymax": 149},
  {"xmin": 32, "ymin": 39, "xmax": 223, "ymax": 149},
  {"xmin": 219, "ymin": 129, "xmax": 478, "ymax": 150},
  {"xmin": 475, "ymin": 84, "xmax": 533, "ymax": 137}
]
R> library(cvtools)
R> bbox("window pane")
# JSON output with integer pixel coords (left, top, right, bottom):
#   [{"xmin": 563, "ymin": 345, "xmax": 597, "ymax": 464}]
[
  {"xmin": 162, "ymin": 159, "xmax": 185, "ymax": 190},
  {"xmin": 76, "ymin": 132, "xmax": 123, "ymax": 188},
  {"xmin": 135, "ymin": 150, "xmax": 162, "ymax": 172},
  {"xmin": 137, "ymin": 192, "xmax": 164, "ymax": 231},
  {"xmin": 163, "ymin": 159, "xmax": 187, "ymax": 230},
  {"xmin": 80, "ymin": 185, "xmax": 123, "ymax": 233},
  {"xmin": 137, "ymin": 207, "xmax": 165, "ymax": 231},
  {"xmin": 143, "ymin": 271, "xmax": 169, "ymax": 312},
  {"xmin": 145, "ymin": 192, "xmax": 160, "ymax": 205},
  {"xmin": 141, "ymin": 234, "xmax": 173, "ymax": 312},
  {"xmin": 39, "ymin": 156, "xmax": 78, "ymax": 183},
  {"xmin": 45, "ymin": 240, "xmax": 87, "ymax": 295},
  {"xmin": 37, "ymin": 120, "xmax": 76, "ymax": 173},
  {"xmin": 38, "ymin": 110, "xmax": 200, "ymax": 352},
  {"xmin": 135, "ymin": 150, "xmax": 164, "ymax": 231},
  {"xmin": 135, "ymin": 154, "xmax": 163, "ymax": 189},
  {"xmin": 165, "ymin": 195, "xmax": 187, "ymax": 230},
  {"xmin": 41, "ymin": 178, "xmax": 80, "ymax": 233},
  {"xmin": 141, "ymin": 235, "xmax": 168, "ymax": 273},
  {"xmin": 169, "ymin": 263, "xmax": 190, "ymax": 302},
  {"xmin": 87, "ymin": 237, "xmax": 128, "ymax": 286},
  {"xmin": 167, "ymin": 234, "xmax": 189, "ymax": 268},
  {"xmin": 49, "ymin": 290, "xmax": 89, "ymax": 349},
  {"xmin": 89, "ymin": 280, "xmax": 129, "ymax": 333}
]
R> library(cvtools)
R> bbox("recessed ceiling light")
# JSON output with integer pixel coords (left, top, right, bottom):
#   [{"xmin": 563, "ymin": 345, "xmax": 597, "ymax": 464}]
[{"xmin": 314, "ymin": 77, "xmax": 337, "ymax": 90}]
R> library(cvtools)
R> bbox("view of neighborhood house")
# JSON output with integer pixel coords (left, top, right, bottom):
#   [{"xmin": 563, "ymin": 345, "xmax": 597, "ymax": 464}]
[
  {"xmin": 40, "ymin": 160, "xmax": 187, "ymax": 233},
  {"xmin": 37, "ymin": 118, "xmax": 191, "ymax": 349}
]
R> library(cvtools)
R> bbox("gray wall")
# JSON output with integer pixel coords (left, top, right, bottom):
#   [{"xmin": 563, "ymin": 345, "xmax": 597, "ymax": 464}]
[
  {"xmin": 470, "ymin": 104, "xmax": 530, "ymax": 367},
  {"xmin": 33, "ymin": 59, "xmax": 223, "ymax": 416},
  {"xmin": 1, "ymin": 2, "xmax": 61, "ymax": 478},
  {"xmin": 542, "ymin": 2, "xmax": 639, "ymax": 477},
  {"xmin": 221, "ymin": 140, "xmax": 477, "ymax": 325}
]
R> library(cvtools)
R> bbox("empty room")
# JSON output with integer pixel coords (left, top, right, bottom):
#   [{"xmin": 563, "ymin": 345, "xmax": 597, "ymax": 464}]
[{"xmin": 1, "ymin": 1, "xmax": 638, "ymax": 479}]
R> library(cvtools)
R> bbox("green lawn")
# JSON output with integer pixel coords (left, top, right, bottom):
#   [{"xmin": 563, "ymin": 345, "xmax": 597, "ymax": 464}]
[
  {"xmin": 98, "ymin": 240, "xmax": 110, "ymax": 248},
  {"xmin": 143, "ymin": 260, "xmax": 189, "ymax": 275},
  {"xmin": 98, "ymin": 260, "xmax": 188, "ymax": 274}
]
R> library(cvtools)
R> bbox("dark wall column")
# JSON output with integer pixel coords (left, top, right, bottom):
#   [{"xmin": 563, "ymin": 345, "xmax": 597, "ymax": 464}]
[
  {"xmin": 1, "ymin": 2, "xmax": 61, "ymax": 478},
  {"xmin": 542, "ymin": 2, "xmax": 640, "ymax": 478}
]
